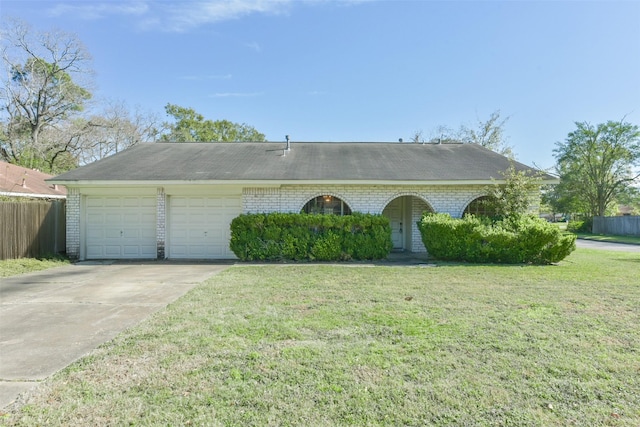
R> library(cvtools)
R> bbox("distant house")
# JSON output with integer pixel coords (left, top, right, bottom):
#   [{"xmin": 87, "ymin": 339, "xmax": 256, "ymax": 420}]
[
  {"xmin": 0, "ymin": 161, "xmax": 67, "ymax": 199},
  {"xmin": 617, "ymin": 205, "xmax": 636, "ymax": 216},
  {"xmin": 50, "ymin": 141, "xmax": 557, "ymax": 261}
]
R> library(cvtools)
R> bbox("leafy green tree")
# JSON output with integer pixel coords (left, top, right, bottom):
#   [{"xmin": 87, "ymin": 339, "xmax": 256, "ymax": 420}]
[
  {"xmin": 160, "ymin": 104, "xmax": 266, "ymax": 142},
  {"xmin": 542, "ymin": 173, "xmax": 590, "ymax": 218},
  {"xmin": 483, "ymin": 164, "xmax": 543, "ymax": 220},
  {"xmin": 553, "ymin": 120, "xmax": 640, "ymax": 217},
  {"xmin": 1, "ymin": 20, "xmax": 93, "ymax": 171}
]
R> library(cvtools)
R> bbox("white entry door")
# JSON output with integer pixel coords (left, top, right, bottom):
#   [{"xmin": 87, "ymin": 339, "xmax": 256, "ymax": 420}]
[
  {"xmin": 383, "ymin": 198, "xmax": 404, "ymax": 250},
  {"xmin": 85, "ymin": 196, "xmax": 156, "ymax": 259},
  {"xmin": 168, "ymin": 196, "xmax": 242, "ymax": 259}
]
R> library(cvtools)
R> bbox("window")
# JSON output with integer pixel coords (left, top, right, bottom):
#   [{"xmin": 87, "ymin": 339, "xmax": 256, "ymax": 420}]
[
  {"xmin": 302, "ymin": 195, "xmax": 352, "ymax": 215},
  {"xmin": 463, "ymin": 196, "xmax": 496, "ymax": 217}
]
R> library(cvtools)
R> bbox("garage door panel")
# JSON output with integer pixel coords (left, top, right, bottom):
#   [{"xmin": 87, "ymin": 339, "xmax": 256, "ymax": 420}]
[
  {"xmin": 141, "ymin": 213, "xmax": 155, "ymax": 223},
  {"xmin": 85, "ymin": 196, "xmax": 156, "ymax": 259},
  {"xmin": 87, "ymin": 211, "xmax": 104, "ymax": 221},
  {"xmin": 140, "ymin": 228, "xmax": 156, "ymax": 239},
  {"xmin": 105, "ymin": 229, "xmax": 122, "ymax": 238},
  {"xmin": 104, "ymin": 197, "xmax": 123, "ymax": 207},
  {"xmin": 209, "ymin": 229, "xmax": 224, "ymax": 239},
  {"xmin": 86, "ymin": 246, "xmax": 103, "ymax": 258},
  {"xmin": 105, "ymin": 212, "xmax": 122, "ymax": 222},
  {"xmin": 105, "ymin": 245, "xmax": 122, "ymax": 255},
  {"xmin": 122, "ymin": 213, "xmax": 138, "ymax": 222},
  {"xmin": 168, "ymin": 196, "xmax": 241, "ymax": 259},
  {"xmin": 170, "ymin": 246, "xmax": 188, "ymax": 256},
  {"xmin": 172, "ymin": 229, "xmax": 188, "ymax": 240},
  {"xmin": 122, "ymin": 247, "xmax": 139, "ymax": 256},
  {"xmin": 87, "ymin": 227, "xmax": 103, "ymax": 238},
  {"xmin": 86, "ymin": 198, "xmax": 104, "ymax": 208},
  {"xmin": 121, "ymin": 229, "xmax": 138, "ymax": 239}
]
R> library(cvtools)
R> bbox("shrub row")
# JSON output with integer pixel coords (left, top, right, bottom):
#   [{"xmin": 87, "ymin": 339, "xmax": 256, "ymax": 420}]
[
  {"xmin": 417, "ymin": 213, "xmax": 576, "ymax": 264},
  {"xmin": 229, "ymin": 213, "xmax": 393, "ymax": 261}
]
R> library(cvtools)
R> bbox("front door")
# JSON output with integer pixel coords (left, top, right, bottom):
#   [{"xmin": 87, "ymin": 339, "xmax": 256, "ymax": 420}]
[{"xmin": 383, "ymin": 198, "xmax": 404, "ymax": 250}]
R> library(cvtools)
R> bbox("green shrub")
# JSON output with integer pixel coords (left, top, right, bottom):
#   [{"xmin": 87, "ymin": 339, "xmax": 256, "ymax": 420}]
[
  {"xmin": 230, "ymin": 213, "xmax": 393, "ymax": 261},
  {"xmin": 567, "ymin": 218, "xmax": 592, "ymax": 233},
  {"xmin": 418, "ymin": 213, "xmax": 576, "ymax": 264}
]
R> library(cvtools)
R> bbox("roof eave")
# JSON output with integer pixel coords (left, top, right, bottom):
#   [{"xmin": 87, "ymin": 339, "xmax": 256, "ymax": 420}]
[{"xmin": 50, "ymin": 178, "xmax": 560, "ymax": 187}]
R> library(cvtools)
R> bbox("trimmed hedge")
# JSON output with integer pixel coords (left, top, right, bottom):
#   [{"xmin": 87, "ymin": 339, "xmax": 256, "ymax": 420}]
[
  {"xmin": 230, "ymin": 212, "xmax": 393, "ymax": 261},
  {"xmin": 418, "ymin": 213, "xmax": 576, "ymax": 264}
]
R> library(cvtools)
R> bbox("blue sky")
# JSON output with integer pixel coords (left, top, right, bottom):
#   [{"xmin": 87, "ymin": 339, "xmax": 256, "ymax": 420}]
[{"xmin": 2, "ymin": 0, "xmax": 639, "ymax": 169}]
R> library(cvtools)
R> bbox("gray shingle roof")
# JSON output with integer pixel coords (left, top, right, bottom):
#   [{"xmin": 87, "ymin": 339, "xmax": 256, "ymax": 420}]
[{"xmin": 51, "ymin": 142, "xmax": 555, "ymax": 183}]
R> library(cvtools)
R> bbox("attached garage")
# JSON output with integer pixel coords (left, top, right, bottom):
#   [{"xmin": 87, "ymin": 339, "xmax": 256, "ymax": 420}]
[
  {"xmin": 167, "ymin": 195, "xmax": 242, "ymax": 259},
  {"xmin": 85, "ymin": 196, "xmax": 156, "ymax": 259}
]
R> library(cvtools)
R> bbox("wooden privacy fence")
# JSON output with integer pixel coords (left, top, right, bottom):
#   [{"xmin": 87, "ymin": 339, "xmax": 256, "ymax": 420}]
[
  {"xmin": 0, "ymin": 200, "xmax": 66, "ymax": 259},
  {"xmin": 593, "ymin": 215, "xmax": 640, "ymax": 237}
]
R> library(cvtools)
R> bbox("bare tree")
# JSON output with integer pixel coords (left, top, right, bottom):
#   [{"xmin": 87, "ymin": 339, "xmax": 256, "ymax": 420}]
[
  {"xmin": 410, "ymin": 130, "xmax": 425, "ymax": 143},
  {"xmin": 1, "ymin": 19, "xmax": 93, "ymax": 170},
  {"xmin": 458, "ymin": 110, "xmax": 514, "ymax": 158},
  {"xmin": 36, "ymin": 100, "xmax": 162, "ymax": 170},
  {"xmin": 422, "ymin": 111, "xmax": 515, "ymax": 157},
  {"xmin": 75, "ymin": 101, "xmax": 161, "ymax": 165}
]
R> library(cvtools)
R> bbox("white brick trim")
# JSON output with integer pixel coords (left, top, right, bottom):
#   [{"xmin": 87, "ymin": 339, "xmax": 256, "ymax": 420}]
[
  {"xmin": 156, "ymin": 187, "xmax": 166, "ymax": 259},
  {"xmin": 65, "ymin": 188, "xmax": 80, "ymax": 260}
]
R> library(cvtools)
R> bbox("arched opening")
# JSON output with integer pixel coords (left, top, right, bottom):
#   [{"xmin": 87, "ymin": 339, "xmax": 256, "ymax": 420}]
[
  {"xmin": 463, "ymin": 196, "xmax": 496, "ymax": 217},
  {"xmin": 382, "ymin": 195, "xmax": 433, "ymax": 252},
  {"xmin": 301, "ymin": 195, "xmax": 352, "ymax": 215}
]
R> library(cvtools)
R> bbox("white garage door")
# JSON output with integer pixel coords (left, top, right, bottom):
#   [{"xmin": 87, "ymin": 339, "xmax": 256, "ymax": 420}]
[
  {"xmin": 168, "ymin": 196, "xmax": 241, "ymax": 259},
  {"xmin": 85, "ymin": 196, "xmax": 156, "ymax": 259}
]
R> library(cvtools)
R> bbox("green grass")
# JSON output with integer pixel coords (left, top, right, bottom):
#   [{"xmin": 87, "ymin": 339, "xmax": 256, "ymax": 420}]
[
  {"xmin": 577, "ymin": 233, "xmax": 640, "ymax": 245},
  {"xmin": 3, "ymin": 249, "xmax": 640, "ymax": 426},
  {"xmin": 0, "ymin": 256, "xmax": 70, "ymax": 278}
]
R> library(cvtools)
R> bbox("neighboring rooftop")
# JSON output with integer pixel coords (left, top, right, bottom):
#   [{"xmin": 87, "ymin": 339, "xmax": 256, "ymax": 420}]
[
  {"xmin": 0, "ymin": 161, "xmax": 67, "ymax": 198},
  {"xmin": 51, "ymin": 142, "xmax": 556, "ymax": 183}
]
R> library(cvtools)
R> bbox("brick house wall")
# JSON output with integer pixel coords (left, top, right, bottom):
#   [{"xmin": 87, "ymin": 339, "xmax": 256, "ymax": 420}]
[
  {"xmin": 65, "ymin": 184, "xmax": 491, "ymax": 259},
  {"xmin": 243, "ymin": 185, "xmax": 486, "ymax": 216},
  {"xmin": 243, "ymin": 184, "xmax": 488, "ymax": 253}
]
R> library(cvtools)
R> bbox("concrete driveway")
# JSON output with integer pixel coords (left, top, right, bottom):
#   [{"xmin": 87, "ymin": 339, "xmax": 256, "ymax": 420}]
[{"xmin": 0, "ymin": 261, "xmax": 231, "ymax": 409}]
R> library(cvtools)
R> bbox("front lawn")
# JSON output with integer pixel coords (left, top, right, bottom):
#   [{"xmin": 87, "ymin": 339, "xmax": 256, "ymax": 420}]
[
  {"xmin": 3, "ymin": 249, "xmax": 639, "ymax": 426},
  {"xmin": 0, "ymin": 256, "xmax": 70, "ymax": 278}
]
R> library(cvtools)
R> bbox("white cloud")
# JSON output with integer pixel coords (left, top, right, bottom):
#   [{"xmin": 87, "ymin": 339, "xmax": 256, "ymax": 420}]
[
  {"xmin": 157, "ymin": 0, "xmax": 292, "ymax": 32},
  {"xmin": 46, "ymin": 0, "xmax": 369, "ymax": 32},
  {"xmin": 244, "ymin": 41, "xmax": 261, "ymax": 52},
  {"xmin": 48, "ymin": 2, "xmax": 149, "ymax": 20}
]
